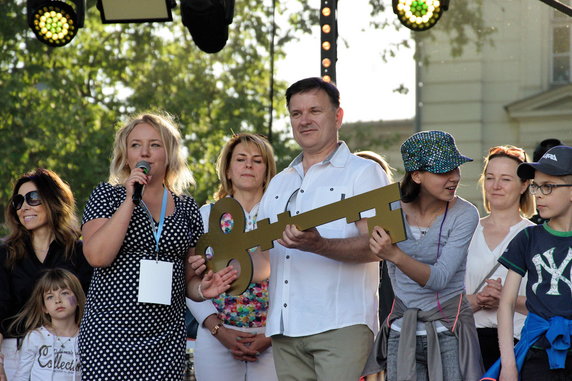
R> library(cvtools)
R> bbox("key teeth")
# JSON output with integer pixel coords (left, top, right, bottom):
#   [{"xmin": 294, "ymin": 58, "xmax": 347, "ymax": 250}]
[
  {"xmin": 346, "ymin": 213, "xmax": 361, "ymax": 223},
  {"xmin": 257, "ymin": 218, "xmax": 271, "ymax": 228},
  {"xmin": 276, "ymin": 211, "xmax": 292, "ymax": 219},
  {"xmin": 254, "ymin": 218, "xmax": 275, "ymax": 250}
]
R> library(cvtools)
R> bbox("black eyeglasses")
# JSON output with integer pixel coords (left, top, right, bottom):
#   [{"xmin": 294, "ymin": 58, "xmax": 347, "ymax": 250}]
[
  {"xmin": 529, "ymin": 183, "xmax": 572, "ymax": 196},
  {"xmin": 12, "ymin": 191, "xmax": 42, "ymax": 210}
]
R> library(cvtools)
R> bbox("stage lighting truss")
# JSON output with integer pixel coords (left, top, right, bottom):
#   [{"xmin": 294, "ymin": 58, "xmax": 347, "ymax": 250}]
[
  {"xmin": 27, "ymin": 0, "xmax": 84, "ymax": 47},
  {"xmin": 320, "ymin": 0, "xmax": 338, "ymax": 83},
  {"xmin": 393, "ymin": 0, "xmax": 449, "ymax": 31}
]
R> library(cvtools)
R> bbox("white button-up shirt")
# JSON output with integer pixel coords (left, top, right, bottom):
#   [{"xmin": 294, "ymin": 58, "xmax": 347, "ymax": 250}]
[{"xmin": 259, "ymin": 142, "xmax": 389, "ymax": 337}]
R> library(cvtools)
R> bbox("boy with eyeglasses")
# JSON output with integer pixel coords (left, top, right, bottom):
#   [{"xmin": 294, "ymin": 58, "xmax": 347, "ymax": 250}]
[{"xmin": 481, "ymin": 145, "xmax": 572, "ymax": 381}]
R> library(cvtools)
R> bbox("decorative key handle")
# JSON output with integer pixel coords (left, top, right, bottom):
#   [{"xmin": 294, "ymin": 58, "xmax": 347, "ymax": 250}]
[{"xmin": 195, "ymin": 182, "xmax": 406, "ymax": 295}]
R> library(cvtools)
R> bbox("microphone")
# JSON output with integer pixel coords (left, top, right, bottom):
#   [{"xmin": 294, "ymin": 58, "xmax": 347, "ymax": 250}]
[{"xmin": 132, "ymin": 161, "xmax": 151, "ymax": 206}]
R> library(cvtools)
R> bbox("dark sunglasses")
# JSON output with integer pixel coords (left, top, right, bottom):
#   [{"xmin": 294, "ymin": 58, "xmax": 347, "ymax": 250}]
[{"xmin": 12, "ymin": 191, "xmax": 42, "ymax": 210}]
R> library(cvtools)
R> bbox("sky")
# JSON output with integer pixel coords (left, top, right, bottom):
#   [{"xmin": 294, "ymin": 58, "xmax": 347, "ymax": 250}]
[{"xmin": 275, "ymin": 1, "xmax": 416, "ymax": 123}]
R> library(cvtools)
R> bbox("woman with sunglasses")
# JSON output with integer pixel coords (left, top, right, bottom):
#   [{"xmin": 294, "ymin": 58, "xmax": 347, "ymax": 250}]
[
  {"xmin": 465, "ymin": 145, "xmax": 535, "ymax": 370},
  {"xmin": 0, "ymin": 168, "xmax": 93, "ymax": 381}
]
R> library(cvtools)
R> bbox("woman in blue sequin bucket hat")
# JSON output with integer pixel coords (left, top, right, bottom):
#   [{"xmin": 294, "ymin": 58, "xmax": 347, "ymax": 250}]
[
  {"xmin": 399, "ymin": 130, "xmax": 473, "ymax": 202},
  {"xmin": 365, "ymin": 130, "xmax": 484, "ymax": 380}
]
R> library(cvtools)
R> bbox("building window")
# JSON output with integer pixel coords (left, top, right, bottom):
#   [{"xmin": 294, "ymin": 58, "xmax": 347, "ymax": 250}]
[{"xmin": 552, "ymin": 0, "xmax": 572, "ymax": 83}]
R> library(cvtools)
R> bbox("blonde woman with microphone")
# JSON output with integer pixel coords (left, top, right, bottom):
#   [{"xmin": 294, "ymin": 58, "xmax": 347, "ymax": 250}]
[{"xmin": 80, "ymin": 112, "xmax": 235, "ymax": 381}]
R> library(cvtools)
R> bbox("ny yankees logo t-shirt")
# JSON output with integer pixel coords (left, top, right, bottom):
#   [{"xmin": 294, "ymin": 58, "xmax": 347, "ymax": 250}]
[{"xmin": 499, "ymin": 223, "xmax": 572, "ymax": 320}]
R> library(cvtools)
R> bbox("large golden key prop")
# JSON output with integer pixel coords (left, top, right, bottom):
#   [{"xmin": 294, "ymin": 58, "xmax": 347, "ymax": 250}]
[{"xmin": 196, "ymin": 182, "xmax": 406, "ymax": 295}]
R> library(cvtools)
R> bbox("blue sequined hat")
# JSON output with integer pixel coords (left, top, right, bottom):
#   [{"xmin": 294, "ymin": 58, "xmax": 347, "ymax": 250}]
[{"xmin": 401, "ymin": 130, "xmax": 473, "ymax": 173}]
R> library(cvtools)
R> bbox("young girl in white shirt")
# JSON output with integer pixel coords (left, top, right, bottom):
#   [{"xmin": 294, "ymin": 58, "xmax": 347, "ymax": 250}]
[{"xmin": 9, "ymin": 268, "xmax": 85, "ymax": 381}]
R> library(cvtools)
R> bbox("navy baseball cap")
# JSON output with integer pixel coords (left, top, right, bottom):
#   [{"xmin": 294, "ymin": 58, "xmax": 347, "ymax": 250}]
[{"xmin": 517, "ymin": 145, "xmax": 572, "ymax": 179}]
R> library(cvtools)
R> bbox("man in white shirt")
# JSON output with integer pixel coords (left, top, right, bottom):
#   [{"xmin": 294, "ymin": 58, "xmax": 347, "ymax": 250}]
[{"xmin": 259, "ymin": 77, "xmax": 389, "ymax": 380}]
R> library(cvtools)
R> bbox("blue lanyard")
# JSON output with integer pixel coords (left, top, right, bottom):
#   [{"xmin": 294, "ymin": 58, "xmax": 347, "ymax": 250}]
[{"xmin": 141, "ymin": 187, "xmax": 169, "ymax": 255}]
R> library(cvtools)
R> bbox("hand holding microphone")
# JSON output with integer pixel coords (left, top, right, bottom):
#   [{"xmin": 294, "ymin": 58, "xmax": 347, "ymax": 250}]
[{"xmin": 132, "ymin": 161, "xmax": 151, "ymax": 206}]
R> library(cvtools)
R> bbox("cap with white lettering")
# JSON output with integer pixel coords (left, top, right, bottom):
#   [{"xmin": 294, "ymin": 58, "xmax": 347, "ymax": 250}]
[{"xmin": 517, "ymin": 145, "xmax": 572, "ymax": 179}]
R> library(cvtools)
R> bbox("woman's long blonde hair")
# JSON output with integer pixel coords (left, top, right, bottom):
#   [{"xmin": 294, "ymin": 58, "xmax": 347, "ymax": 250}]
[
  {"xmin": 9, "ymin": 268, "xmax": 85, "ymax": 338},
  {"xmin": 109, "ymin": 112, "xmax": 194, "ymax": 195}
]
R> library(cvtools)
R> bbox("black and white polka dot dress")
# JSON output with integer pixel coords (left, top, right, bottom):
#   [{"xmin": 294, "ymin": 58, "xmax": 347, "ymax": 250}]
[{"xmin": 79, "ymin": 183, "xmax": 203, "ymax": 381}]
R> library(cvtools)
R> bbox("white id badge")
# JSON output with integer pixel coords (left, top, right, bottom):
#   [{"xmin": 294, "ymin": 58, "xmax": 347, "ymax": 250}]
[{"xmin": 138, "ymin": 259, "xmax": 173, "ymax": 305}]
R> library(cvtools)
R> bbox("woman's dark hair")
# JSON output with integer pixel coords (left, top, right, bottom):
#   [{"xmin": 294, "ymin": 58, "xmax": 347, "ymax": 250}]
[
  {"xmin": 286, "ymin": 77, "xmax": 340, "ymax": 109},
  {"xmin": 533, "ymin": 138, "xmax": 562, "ymax": 162},
  {"xmin": 400, "ymin": 172, "xmax": 421, "ymax": 203},
  {"xmin": 4, "ymin": 168, "xmax": 80, "ymax": 268}
]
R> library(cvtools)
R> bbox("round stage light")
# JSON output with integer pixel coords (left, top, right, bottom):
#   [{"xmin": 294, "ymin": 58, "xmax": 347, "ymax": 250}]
[
  {"xmin": 31, "ymin": 1, "xmax": 78, "ymax": 46},
  {"xmin": 394, "ymin": 0, "xmax": 444, "ymax": 31}
]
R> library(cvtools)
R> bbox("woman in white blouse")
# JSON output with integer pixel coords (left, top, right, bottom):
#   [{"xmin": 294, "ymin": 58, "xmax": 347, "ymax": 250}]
[{"xmin": 465, "ymin": 145, "xmax": 535, "ymax": 370}]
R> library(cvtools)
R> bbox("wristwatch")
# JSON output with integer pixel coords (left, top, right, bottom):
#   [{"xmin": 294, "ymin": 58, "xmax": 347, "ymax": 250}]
[{"xmin": 211, "ymin": 323, "xmax": 223, "ymax": 336}]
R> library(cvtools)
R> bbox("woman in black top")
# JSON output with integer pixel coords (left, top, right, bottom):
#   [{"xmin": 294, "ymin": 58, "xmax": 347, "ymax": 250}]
[{"xmin": 0, "ymin": 168, "xmax": 92, "ymax": 380}]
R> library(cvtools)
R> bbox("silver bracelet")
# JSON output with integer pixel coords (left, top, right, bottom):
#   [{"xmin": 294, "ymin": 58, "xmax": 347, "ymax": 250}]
[{"xmin": 197, "ymin": 283, "xmax": 207, "ymax": 301}]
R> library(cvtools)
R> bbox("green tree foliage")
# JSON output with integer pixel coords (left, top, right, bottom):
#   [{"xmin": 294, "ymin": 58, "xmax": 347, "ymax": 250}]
[
  {"xmin": 0, "ymin": 0, "xmax": 306, "ymax": 229},
  {"xmin": 0, "ymin": 0, "xmax": 493, "ymax": 234},
  {"xmin": 367, "ymin": 0, "xmax": 495, "ymax": 62},
  {"xmin": 369, "ymin": 0, "xmax": 494, "ymax": 63}
]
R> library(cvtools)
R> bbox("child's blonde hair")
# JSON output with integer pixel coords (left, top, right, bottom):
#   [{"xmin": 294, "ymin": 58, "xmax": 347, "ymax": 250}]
[{"xmin": 9, "ymin": 268, "xmax": 86, "ymax": 338}]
